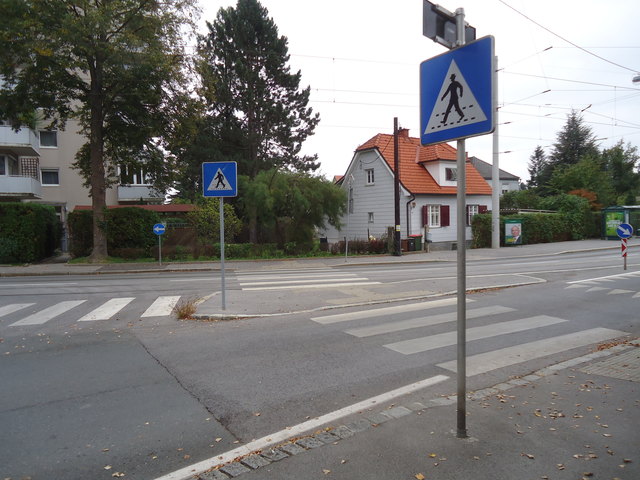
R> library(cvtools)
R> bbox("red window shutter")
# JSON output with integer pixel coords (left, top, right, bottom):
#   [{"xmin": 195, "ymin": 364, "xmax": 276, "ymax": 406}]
[
  {"xmin": 441, "ymin": 205, "xmax": 450, "ymax": 227},
  {"xmin": 422, "ymin": 205, "xmax": 428, "ymax": 226},
  {"xmin": 479, "ymin": 205, "xmax": 488, "ymax": 213}
]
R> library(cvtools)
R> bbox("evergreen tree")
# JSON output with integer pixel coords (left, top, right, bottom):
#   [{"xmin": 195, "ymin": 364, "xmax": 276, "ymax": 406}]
[
  {"xmin": 527, "ymin": 145, "xmax": 548, "ymax": 189},
  {"xmin": 196, "ymin": 0, "xmax": 320, "ymax": 242},
  {"xmin": 602, "ymin": 141, "xmax": 640, "ymax": 204},
  {"xmin": 550, "ymin": 110, "xmax": 600, "ymax": 167},
  {"xmin": 0, "ymin": 0, "xmax": 197, "ymax": 261}
]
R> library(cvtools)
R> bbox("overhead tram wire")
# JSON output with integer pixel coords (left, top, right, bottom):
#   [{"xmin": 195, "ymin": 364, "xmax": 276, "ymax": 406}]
[{"xmin": 497, "ymin": 0, "xmax": 640, "ymax": 74}]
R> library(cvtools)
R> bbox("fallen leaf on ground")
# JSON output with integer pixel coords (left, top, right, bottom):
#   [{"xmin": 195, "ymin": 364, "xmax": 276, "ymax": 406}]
[
  {"xmin": 104, "ymin": 465, "xmax": 112, "ymax": 470},
  {"xmin": 415, "ymin": 474, "xmax": 425, "ymax": 480},
  {"xmin": 323, "ymin": 469, "xmax": 331, "ymax": 475},
  {"xmin": 521, "ymin": 453, "xmax": 535, "ymax": 459}
]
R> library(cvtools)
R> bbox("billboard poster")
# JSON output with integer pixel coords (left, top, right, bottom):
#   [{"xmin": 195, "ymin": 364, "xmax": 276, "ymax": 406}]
[
  {"xmin": 505, "ymin": 219, "xmax": 522, "ymax": 245},
  {"xmin": 605, "ymin": 211, "xmax": 625, "ymax": 238}
]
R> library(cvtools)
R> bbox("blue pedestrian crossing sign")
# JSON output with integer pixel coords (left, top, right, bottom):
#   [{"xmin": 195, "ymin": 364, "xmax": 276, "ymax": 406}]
[
  {"xmin": 420, "ymin": 36, "xmax": 495, "ymax": 146},
  {"xmin": 202, "ymin": 162, "xmax": 238, "ymax": 197}
]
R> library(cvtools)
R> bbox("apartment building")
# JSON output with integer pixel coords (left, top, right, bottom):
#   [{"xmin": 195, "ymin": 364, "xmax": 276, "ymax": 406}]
[{"xmin": 0, "ymin": 119, "xmax": 162, "ymax": 249}]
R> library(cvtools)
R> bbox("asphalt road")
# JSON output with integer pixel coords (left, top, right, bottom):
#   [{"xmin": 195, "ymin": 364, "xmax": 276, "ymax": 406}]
[{"xmin": 0, "ymin": 249, "xmax": 638, "ymax": 480}]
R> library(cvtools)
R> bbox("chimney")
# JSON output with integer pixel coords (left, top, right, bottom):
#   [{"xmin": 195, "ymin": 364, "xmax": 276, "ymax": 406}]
[{"xmin": 398, "ymin": 128, "xmax": 410, "ymax": 138}]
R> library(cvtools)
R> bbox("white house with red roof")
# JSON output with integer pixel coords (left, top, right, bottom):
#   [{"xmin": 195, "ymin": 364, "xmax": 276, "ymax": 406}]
[{"xmin": 320, "ymin": 128, "xmax": 493, "ymax": 250}]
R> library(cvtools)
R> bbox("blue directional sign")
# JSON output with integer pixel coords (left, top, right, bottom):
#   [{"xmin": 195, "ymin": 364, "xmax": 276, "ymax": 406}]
[
  {"xmin": 202, "ymin": 162, "xmax": 238, "ymax": 198},
  {"xmin": 616, "ymin": 223, "xmax": 633, "ymax": 239},
  {"xmin": 420, "ymin": 35, "xmax": 495, "ymax": 146},
  {"xmin": 153, "ymin": 223, "xmax": 166, "ymax": 235}
]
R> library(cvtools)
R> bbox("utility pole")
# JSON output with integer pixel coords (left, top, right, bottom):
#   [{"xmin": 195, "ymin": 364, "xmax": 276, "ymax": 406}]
[{"xmin": 393, "ymin": 117, "xmax": 401, "ymax": 256}]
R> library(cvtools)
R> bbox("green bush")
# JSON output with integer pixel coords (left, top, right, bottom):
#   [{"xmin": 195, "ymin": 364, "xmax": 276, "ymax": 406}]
[
  {"xmin": 0, "ymin": 203, "xmax": 60, "ymax": 263},
  {"xmin": 68, "ymin": 207, "xmax": 160, "ymax": 257}
]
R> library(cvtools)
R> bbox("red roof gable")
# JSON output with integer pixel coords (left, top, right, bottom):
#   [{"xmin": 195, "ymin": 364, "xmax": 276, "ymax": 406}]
[{"xmin": 355, "ymin": 131, "xmax": 492, "ymax": 195}]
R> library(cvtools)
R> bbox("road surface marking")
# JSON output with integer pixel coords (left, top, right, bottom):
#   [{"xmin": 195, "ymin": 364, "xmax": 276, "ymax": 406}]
[
  {"xmin": 311, "ymin": 297, "xmax": 464, "ymax": 325},
  {"xmin": 78, "ymin": 297, "xmax": 135, "ymax": 321},
  {"xmin": 242, "ymin": 281, "xmax": 381, "ymax": 291},
  {"xmin": 141, "ymin": 296, "xmax": 181, "ymax": 317},
  {"xmin": 0, "ymin": 304, "xmax": 34, "ymax": 318},
  {"xmin": 152, "ymin": 374, "xmax": 449, "ymax": 480},
  {"xmin": 240, "ymin": 277, "xmax": 368, "ymax": 286},
  {"xmin": 385, "ymin": 315, "xmax": 567, "ymax": 355},
  {"xmin": 9, "ymin": 300, "xmax": 86, "ymax": 326},
  {"xmin": 437, "ymin": 327, "xmax": 627, "ymax": 376},
  {"xmin": 346, "ymin": 305, "xmax": 515, "ymax": 338}
]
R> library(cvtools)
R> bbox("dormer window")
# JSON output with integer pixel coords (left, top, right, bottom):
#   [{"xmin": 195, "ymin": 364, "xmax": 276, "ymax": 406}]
[{"xmin": 445, "ymin": 167, "xmax": 457, "ymax": 181}]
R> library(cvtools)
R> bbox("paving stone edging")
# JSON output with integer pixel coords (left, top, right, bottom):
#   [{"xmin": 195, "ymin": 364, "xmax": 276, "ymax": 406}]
[{"xmin": 195, "ymin": 342, "xmax": 638, "ymax": 480}]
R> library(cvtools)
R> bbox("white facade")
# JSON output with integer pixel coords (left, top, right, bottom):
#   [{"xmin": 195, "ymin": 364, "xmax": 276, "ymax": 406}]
[{"xmin": 321, "ymin": 149, "xmax": 492, "ymax": 249}]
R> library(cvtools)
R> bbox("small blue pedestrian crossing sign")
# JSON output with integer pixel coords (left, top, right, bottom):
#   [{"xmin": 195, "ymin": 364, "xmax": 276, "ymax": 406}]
[
  {"xmin": 202, "ymin": 162, "xmax": 237, "ymax": 197},
  {"xmin": 420, "ymin": 36, "xmax": 495, "ymax": 146}
]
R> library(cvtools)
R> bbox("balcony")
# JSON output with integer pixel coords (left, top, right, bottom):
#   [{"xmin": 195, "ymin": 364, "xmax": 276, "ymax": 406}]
[
  {"xmin": 0, "ymin": 174, "xmax": 42, "ymax": 199},
  {"xmin": 0, "ymin": 125, "xmax": 40, "ymax": 156},
  {"xmin": 117, "ymin": 185, "xmax": 163, "ymax": 203}
]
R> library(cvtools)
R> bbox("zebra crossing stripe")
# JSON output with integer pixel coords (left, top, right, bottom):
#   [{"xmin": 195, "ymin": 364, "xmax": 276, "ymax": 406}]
[
  {"xmin": 311, "ymin": 297, "xmax": 464, "ymax": 325},
  {"xmin": 243, "ymin": 281, "xmax": 381, "ymax": 291},
  {"xmin": 9, "ymin": 300, "xmax": 87, "ymax": 326},
  {"xmin": 0, "ymin": 304, "xmax": 34, "ymax": 318},
  {"xmin": 78, "ymin": 297, "xmax": 135, "ymax": 322},
  {"xmin": 384, "ymin": 315, "xmax": 567, "ymax": 355},
  {"xmin": 345, "ymin": 305, "xmax": 515, "ymax": 338},
  {"xmin": 437, "ymin": 327, "xmax": 627, "ymax": 376},
  {"xmin": 141, "ymin": 296, "xmax": 181, "ymax": 317}
]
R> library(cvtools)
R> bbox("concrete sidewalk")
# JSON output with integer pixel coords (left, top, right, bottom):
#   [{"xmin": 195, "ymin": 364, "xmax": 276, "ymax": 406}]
[{"xmin": 188, "ymin": 342, "xmax": 639, "ymax": 480}]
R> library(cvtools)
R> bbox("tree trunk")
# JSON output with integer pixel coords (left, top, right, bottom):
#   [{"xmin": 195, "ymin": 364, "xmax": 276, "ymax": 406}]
[{"xmin": 88, "ymin": 55, "xmax": 108, "ymax": 262}]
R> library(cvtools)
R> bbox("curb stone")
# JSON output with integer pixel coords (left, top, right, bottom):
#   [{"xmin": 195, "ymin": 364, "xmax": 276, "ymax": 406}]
[{"xmin": 195, "ymin": 343, "xmax": 637, "ymax": 480}]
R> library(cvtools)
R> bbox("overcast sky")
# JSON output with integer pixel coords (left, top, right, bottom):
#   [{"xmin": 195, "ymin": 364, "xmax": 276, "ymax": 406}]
[{"xmin": 197, "ymin": 0, "xmax": 640, "ymax": 183}]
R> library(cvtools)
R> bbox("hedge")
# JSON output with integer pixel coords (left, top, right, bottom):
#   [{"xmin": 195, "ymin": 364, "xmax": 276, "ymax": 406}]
[
  {"xmin": 0, "ymin": 203, "xmax": 60, "ymax": 263},
  {"xmin": 68, "ymin": 207, "xmax": 160, "ymax": 257}
]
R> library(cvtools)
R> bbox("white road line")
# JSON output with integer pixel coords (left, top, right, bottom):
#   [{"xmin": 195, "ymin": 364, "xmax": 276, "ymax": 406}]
[
  {"xmin": 0, "ymin": 304, "xmax": 34, "ymax": 318},
  {"xmin": 311, "ymin": 297, "xmax": 464, "ymax": 325},
  {"xmin": 607, "ymin": 289, "xmax": 635, "ymax": 295},
  {"xmin": 345, "ymin": 305, "xmax": 515, "ymax": 338},
  {"xmin": 385, "ymin": 315, "xmax": 567, "ymax": 355},
  {"xmin": 238, "ymin": 273, "xmax": 357, "ymax": 281},
  {"xmin": 240, "ymin": 277, "xmax": 368, "ymax": 286},
  {"xmin": 9, "ymin": 300, "xmax": 86, "ymax": 326},
  {"xmin": 152, "ymin": 374, "xmax": 449, "ymax": 480},
  {"xmin": 242, "ymin": 281, "xmax": 381, "ymax": 291},
  {"xmin": 78, "ymin": 297, "xmax": 135, "ymax": 321},
  {"xmin": 141, "ymin": 296, "xmax": 181, "ymax": 317},
  {"xmin": 567, "ymin": 270, "xmax": 640, "ymax": 284},
  {"xmin": 0, "ymin": 282, "xmax": 78, "ymax": 287},
  {"xmin": 437, "ymin": 327, "xmax": 627, "ymax": 376}
]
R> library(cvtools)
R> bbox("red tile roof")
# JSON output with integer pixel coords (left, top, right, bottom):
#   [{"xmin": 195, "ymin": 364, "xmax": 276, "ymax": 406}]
[{"xmin": 356, "ymin": 132, "xmax": 492, "ymax": 195}]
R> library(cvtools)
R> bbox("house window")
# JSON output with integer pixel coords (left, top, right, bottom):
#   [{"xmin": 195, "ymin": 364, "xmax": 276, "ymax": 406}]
[
  {"xmin": 41, "ymin": 169, "xmax": 60, "ymax": 185},
  {"xmin": 467, "ymin": 205, "xmax": 479, "ymax": 226},
  {"xmin": 119, "ymin": 164, "xmax": 150, "ymax": 185},
  {"xmin": 0, "ymin": 155, "xmax": 19, "ymax": 176},
  {"xmin": 365, "ymin": 168, "xmax": 375, "ymax": 185},
  {"xmin": 422, "ymin": 204, "xmax": 450, "ymax": 228},
  {"xmin": 445, "ymin": 167, "xmax": 457, "ymax": 181},
  {"xmin": 39, "ymin": 130, "xmax": 58, "ymax": 148},
  {"xmin": 368, "ymin": 212, "xmax": 374, "ymax": 223},
  {"xmin": 427, "ymin": 205, "xmax": 440, "ymax": 227}
]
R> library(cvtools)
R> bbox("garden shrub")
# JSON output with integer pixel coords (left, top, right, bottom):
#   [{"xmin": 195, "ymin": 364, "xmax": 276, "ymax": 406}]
[{"xmin": 0, "ymin": 203, "xmax": 60, "ymax": 263}]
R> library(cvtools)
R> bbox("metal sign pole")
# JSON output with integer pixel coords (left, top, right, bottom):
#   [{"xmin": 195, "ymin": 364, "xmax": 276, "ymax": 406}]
[
  {"xmin": 159, "ymin": 234, "xmax": 162, "ymax": 266},
  {"xmin": 454, "ymin": 7, "xmax": 468, "ymax": 440},
  {"xmin": 220, "ymin": 197, "xmax": 226, "ymax": 310},
  {"xmin": 622, "ymin": 238, "xmax": 628, "ymax": 271}
]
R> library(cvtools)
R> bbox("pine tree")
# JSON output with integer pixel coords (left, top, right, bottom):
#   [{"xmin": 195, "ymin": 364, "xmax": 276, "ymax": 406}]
[
  {"xmin": 527, "ymin": 145, "xmax": 548, "ymax": 189},
  {"xmin": 550, "ymin": 110, "xmax": 600, "ymax": 167},
  {"xmin": 196, "ymin": 0, "xmax": 320, "ymax": 243}
]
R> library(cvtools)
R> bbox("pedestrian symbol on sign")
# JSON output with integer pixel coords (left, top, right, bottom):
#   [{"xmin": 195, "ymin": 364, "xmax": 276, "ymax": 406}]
[
  {"xmin": 208, "ymin": 168, "xmax": 233, "ymax": 191},
  {"xmin": 423, "ymin": 59, "xmax": 487, "ymax": 134}
]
